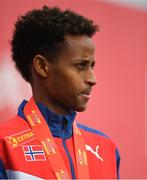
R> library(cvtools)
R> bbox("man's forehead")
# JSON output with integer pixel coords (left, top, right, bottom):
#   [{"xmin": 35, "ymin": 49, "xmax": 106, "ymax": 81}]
[
  {"xmin": 63, "ymin": 34, "xmax": 95, "ymax": 52},
  {"xmin": 64, "ymin": 34, "xmax": 94, "ymax": 44}
]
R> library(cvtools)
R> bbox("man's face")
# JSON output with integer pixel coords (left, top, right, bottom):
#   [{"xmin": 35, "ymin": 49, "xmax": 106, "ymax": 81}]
[{"xmin": 45, "ymin": 35, "xmax": 97, "ymax": 114}]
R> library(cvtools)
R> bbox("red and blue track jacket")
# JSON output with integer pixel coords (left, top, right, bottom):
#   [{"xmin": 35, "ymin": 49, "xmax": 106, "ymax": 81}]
[{"xmin": 0, "ymin": 100, "xmax": 120, "ymax": 179}]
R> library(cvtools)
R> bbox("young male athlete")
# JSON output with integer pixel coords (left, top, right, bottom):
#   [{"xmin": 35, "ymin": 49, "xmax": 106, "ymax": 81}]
[{"xmin": 0, "ymin": 6, "xmax": 120, "ymax": 179}]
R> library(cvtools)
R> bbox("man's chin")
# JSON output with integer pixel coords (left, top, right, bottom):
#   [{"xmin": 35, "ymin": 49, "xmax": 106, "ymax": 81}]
[{"xmin": 75, "ymin": 104, "xmax": 87, "ymax": 112}]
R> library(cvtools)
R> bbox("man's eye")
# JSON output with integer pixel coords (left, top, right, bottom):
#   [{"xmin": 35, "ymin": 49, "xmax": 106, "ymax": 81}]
[
  {"xmin": 76, "ymin": 62, "xmax": 87, "ymax": 70},
  {"xmin": 75, "ymin": 61, "xmax": 95, "ymax": 70},
  {"xmin": 91, "ymin": 63, "xmax": 95, "ymax": 69}
]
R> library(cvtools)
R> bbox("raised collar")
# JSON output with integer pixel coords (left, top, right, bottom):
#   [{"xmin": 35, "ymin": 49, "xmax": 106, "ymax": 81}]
[{"xmin": 18, "ymin": 100, "xmax": 76, "ymax": 139}]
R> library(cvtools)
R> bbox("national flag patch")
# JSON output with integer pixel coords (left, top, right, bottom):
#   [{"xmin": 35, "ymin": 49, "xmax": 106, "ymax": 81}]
[{"xmin": 22, "ymin": 145, "xmax": 46, "ymax": 161}]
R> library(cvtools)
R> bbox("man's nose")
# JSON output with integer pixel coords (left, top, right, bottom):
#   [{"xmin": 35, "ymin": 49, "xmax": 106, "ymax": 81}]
[{"xmin": 85, "ymin": 69, "xmax": 97, "ymax": 86}]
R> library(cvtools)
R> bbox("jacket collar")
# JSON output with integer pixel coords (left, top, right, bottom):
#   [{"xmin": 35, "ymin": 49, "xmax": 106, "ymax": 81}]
[{"xmin": 18, "ymin": 100, "xmax": 76, "ymax": 139}]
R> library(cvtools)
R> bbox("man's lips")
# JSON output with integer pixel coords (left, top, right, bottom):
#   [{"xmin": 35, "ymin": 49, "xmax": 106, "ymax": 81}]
[
  {"xmin": 80, "ymin": 89, "xmax": 92, "ymax": 99},
  {"xmin": 80, "ymin": 93, "xmax": 91, "ymax": 99}
]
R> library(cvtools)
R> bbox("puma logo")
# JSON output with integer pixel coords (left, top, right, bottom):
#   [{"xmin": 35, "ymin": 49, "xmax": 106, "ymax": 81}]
[{"xmin": 85, "ymin": 144, "xmax": 104, "ymax": 162}]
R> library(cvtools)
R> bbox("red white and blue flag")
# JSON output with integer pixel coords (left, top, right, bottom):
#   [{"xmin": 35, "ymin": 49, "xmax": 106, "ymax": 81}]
[{"xmin": 22, "ymin": 145, "xmax": 46, "ymax": 161}]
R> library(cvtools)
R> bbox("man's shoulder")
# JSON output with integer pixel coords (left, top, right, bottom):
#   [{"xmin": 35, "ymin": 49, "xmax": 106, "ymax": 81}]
[
  {"xmin": 77, "ymin": 123, "xmax": 118, "ymax": 152},
  {"xmin": 77, "ymin": 123, "xmax": 109, "ymax": 138},
  {"xmin": 0, "ymin": 115, "xmax": 23, "ymax": 127},
  {"xmin": 0, "ymin": 116, "xmax": 29, "ymax": 138}
]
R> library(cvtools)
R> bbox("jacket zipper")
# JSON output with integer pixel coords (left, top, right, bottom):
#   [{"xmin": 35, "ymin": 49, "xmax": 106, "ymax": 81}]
[{"xmin": 62, "ymin": 119, "xmax": 76, "ymax": 179}]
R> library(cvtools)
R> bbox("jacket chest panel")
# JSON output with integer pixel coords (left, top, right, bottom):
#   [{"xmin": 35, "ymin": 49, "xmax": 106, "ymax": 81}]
[{"xmin": 3, "ymin": 131, "xmax": 55, "ymax": 179}]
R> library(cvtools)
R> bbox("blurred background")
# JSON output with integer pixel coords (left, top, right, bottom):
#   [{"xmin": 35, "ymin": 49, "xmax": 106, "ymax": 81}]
[{"xmin": 0, "ymin": 0, "xmax": 146, "ymax": 178}]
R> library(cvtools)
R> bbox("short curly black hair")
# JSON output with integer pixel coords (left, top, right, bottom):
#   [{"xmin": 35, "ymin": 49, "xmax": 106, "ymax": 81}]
[{"xmin": 11, "ymin": 6, "xmax": 99, "ymax": 82}]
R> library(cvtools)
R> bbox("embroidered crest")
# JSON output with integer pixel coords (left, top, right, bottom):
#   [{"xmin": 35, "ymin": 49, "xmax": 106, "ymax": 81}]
[{"xmin": 85, "ymin": 144, "xmax": 104, "ymax": 162}]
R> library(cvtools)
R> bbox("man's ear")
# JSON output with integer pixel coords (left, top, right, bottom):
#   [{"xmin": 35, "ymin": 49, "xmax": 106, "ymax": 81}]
[{"xmin": 33, "ymin": 55, "xmax": 49, "ymax": 77}]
